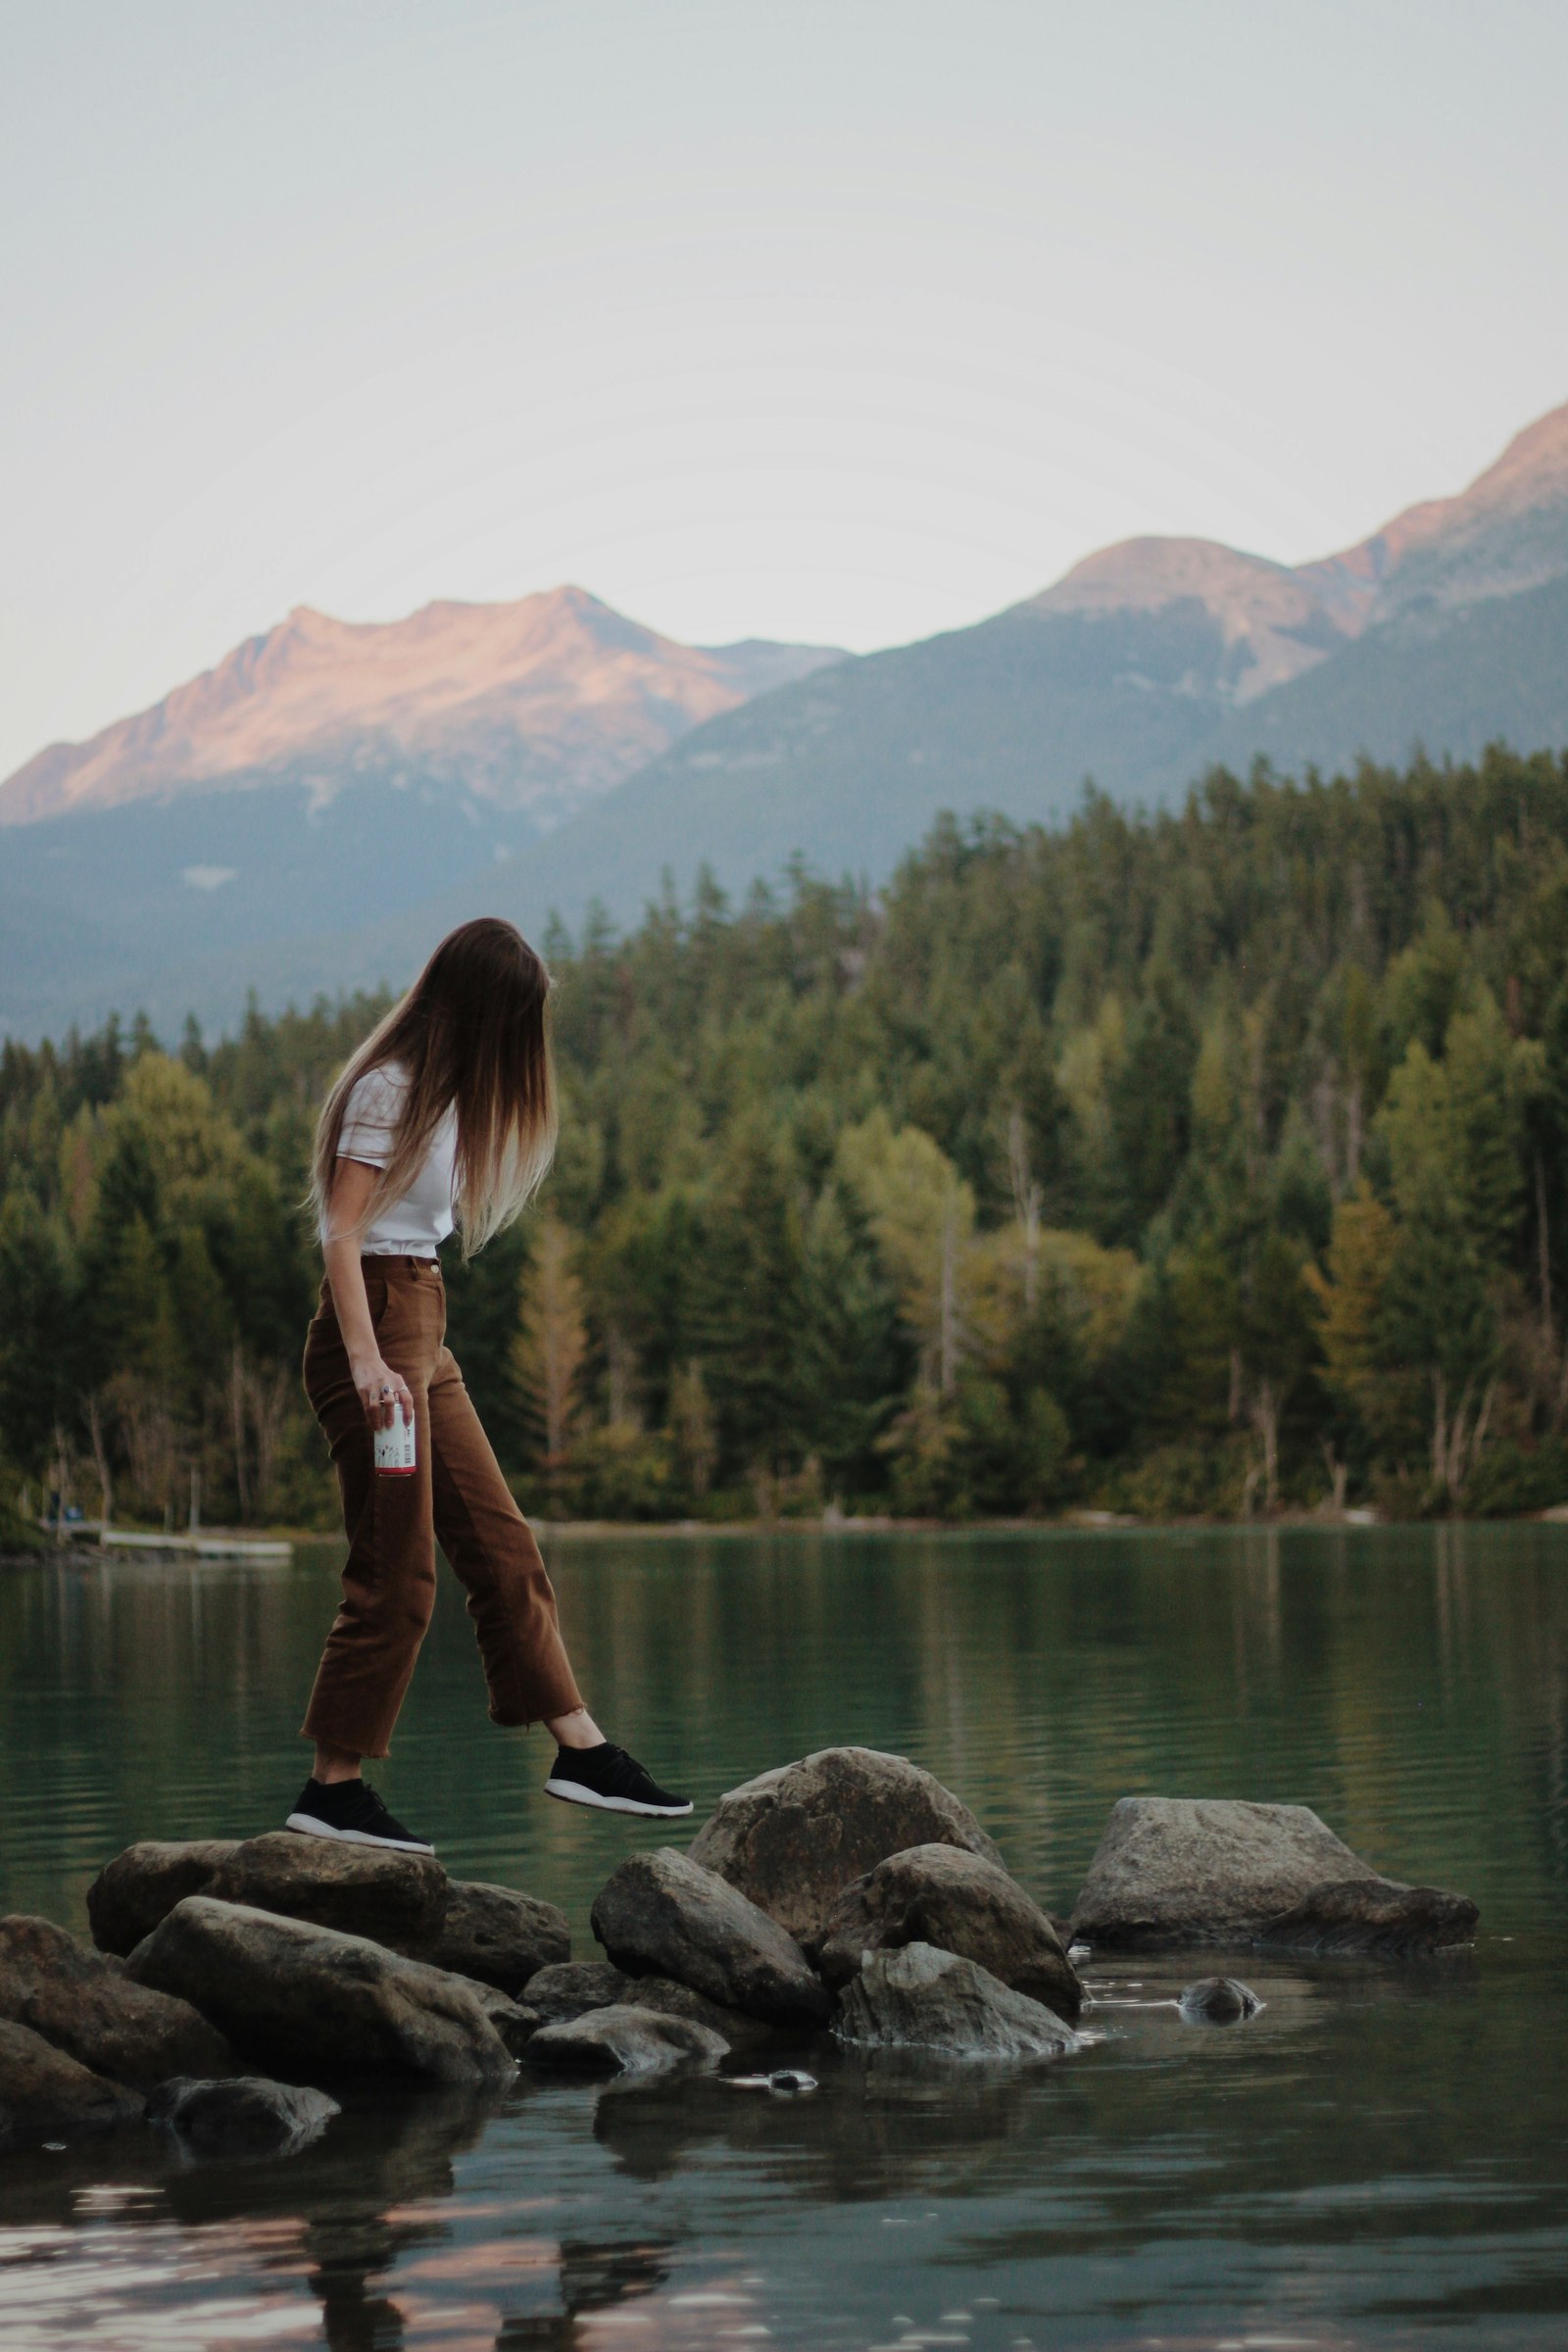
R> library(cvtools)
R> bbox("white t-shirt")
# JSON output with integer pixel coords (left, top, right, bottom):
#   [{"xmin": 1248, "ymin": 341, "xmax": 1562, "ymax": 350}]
[{"xmin": 326, "ymin": 1061, "xmax": 458, "ymax": 1256}]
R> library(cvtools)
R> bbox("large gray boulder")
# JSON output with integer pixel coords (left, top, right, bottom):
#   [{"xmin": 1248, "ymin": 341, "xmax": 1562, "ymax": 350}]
[
  {"xmin": 429, "ymin": 1880, "xmax": 569, "ymax": 1994},
  {"xmin": 87, "ymin": 1839, "xmax": 240, "ymax": 1957},
  {"xmin": 0, "ymin": 2018, "xmax": 144, "ymax": 2150},
  {"xmin": 815, "ymin": 1845, "xmax": 1082, "ymax": 2022},
  {"xmin": 126, "ymin": 1898, "xmax": 515, "ymax": 2084},
  {"xmin": 688, "ymin": 1747, "xmax": 1003, "ymax": 1944},
  {"xmin": 148, "ymin": 2075, "xmax": 340, "ymax": 2158},
  {"xmin": 1257, "ymin": 1877, "xmax": 1479, "ymax": 1956},
  {"xmin": 525, "ymin": 2003, "xmax": 729, "ymax": 2077},
  {"xmin": 833, "ymin": 1942, "xmax": 1079, "ymax": 2060},
  {"xmin": 205, "ymin": 1835, "xmax": 448, "ymax": 1955},
  {"xmin": 591, "ymin": 1848, "xmax": 831, "ymax": 2026},
  {"xmin": 1071, "ymin": 1797, "xmax": 1383, "ymax": 1949},
  {"xmin": 88, "ymin": 1834, "xmax": 447, "ymax": 1958},
  {"xmin": 0, "ymin": 1913, "xmax": 234, "ymax": 2089}
]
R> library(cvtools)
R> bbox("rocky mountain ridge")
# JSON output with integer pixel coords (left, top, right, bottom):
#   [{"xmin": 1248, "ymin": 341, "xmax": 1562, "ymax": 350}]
[
  {"xmin": 3, "ymin": 398, "xmax": 1567, "ymax": 1040},
  {"xmin": 0, "ymin": 586, "xmax": 843, "ymax": 830}
]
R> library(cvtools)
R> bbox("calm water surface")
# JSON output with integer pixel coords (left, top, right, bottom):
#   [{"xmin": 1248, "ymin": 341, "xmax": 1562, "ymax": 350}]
[{"xmin": 1, "ymin": 1525, "xmax": 1565, "ymax": 2351}]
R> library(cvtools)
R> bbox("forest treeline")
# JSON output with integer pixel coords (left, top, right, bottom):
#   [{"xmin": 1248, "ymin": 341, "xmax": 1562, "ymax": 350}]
[{"xmin": 4, "ymin": 744, "xmax": 1568, "ymax": 1532}]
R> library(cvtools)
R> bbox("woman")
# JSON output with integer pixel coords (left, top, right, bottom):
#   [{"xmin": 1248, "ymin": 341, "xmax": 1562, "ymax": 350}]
[{"xmin": 286, "ymin": 916, "xmax": 688, "ymax": 1854}]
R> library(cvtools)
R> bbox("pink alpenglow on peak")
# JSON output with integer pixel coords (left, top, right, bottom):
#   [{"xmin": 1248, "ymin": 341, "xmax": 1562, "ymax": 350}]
[{"xmin": 0, "ymin": 586, "xmax": 843, "ymax": 828}]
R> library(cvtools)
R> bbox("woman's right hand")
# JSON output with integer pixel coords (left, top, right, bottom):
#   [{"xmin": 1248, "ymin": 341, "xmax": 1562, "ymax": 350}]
[{"xmin": 350, "ymin": 1353, "xmax": 416, "ymax": 1431}]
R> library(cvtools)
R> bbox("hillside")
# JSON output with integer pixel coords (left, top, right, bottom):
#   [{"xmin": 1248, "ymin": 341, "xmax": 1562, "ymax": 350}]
[
  {"xmin": 5, "ymin": 751, "xmax": 1566, "ymax": 1530},
  {"xmin": 3, "ymin": 401, "xmax": 1568, "ymax": 1038},
  {"xmin": 0, "ymin": 589, "xmax": 841, "ymax": 1035},
  {"xmin": 454, "ymin": 402, "xmax": 1568, "ymax": 935}
]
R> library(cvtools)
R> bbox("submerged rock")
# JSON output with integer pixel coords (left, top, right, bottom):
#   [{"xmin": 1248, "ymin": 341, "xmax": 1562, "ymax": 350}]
[
  {"xmin": 834, "ymin": 1941, "xmax": 1079, "ymax": 2060},
  {"xmin": 815, "ymin": 1844, "xmax": 1083, "ymax": 2022},
  {"xmin": 126, "ymin": 1897, "xmax": 516, "ymax": 2084},
  {"xmin": 1177, "ymin": 1976, "xmax": 1263, "ymax": 2024},
  {"xmin": 1071, "ymin": 1797, "xmax": 1381, "ymax": 1949},
  {"xmin": 0, "ymin": 1913, "xmax": 234, "ymax": 2089},
  {"xmin": 87, "ymin": 1840, "xmax": 241, "ymax": 1958},
  {"xmin": 0, "ymin": 2018, "xmax": 144, "ymax": 2150},
  {"xmin": 1257, "ymin": 1878, "xmax": 1479, "ymax": 1956},
  {"xmin": 525, "ymin": 2003, "xmax": 729, "ymax": 2077},
  {"xmin": 429, "ymin": 1880, "xmax": 569, "ymax": 1995},
  {"xmin": 148, "ymin": 2074, "xmax": 339, "ymax": 2158},
  {"xmin": 591, "ymin": 1848, "xmax": 831, "ymax": 2026},
  {"xmin": 688, "ymin": 1747, "xmax": 1003, "ymax": 1944}
]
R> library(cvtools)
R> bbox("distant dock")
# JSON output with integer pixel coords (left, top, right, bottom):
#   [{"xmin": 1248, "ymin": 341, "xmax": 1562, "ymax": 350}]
[{"xmin": 39, "ymin": 1520, "xmax": 294, "ymax": 1564}]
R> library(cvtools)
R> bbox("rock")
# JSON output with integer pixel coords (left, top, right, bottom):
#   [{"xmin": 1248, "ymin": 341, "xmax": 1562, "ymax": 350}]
[
  {"xmin": 1178, "ymin": 1976, "xmax": 1263, "ymax": 2024},
  {"xmin": 511, "ymin": 1960, "xmax": 769, "ymax": 2048},
  {"xmin": 429, "ymin": 1880, "xmax": 569, "ymax": 1995},
  {"xmin": 0, "ymin": 2018, "xmax": 144, "ymax": 2150},
  {"xmin": 815, "ymin": 1844, "xmax": 1083, "ymax": 2022},
  {"xmin": 205, "ymin": 1834, "xmax": 448, "ymax": 1956},
  {"xmin": 591, "ymin": 1848, "xmax": 832, "ymax": 2027},
  {"xmin": 688, "ymin": 1746, "xmax": 1004, "ymax": 1944},
  {"xmin": 88, "ymin": 1833, "xmax": 448, "ymax": 1959},
  {"xmin": 630, "ymin": 1976, "xmax": 775, "ymax": 2046},
  {"xmin": 1257, "ymin": 1878, "xmax": 1480, "ymax": 1957},
  {"xmin": 147, "ymin": 2075, "xmax": 340, "ymax": 2158},
  {"xmin": 525, "ymin": 2004, "xmax": 728, "ymax": 2077},
  {"xmin": 522, "ymin": 1959, "xmax": 637, "ymax": 2027},
  {"xmin": 87, "ymin": 1839, "xmax": 240, "ymax": 1957},
  {"xmin": 0, "ymin": 1914, "xmax": 235, "ymax": 2089},
  {"xmin": 833, "ymin": 1942, "xmax": 1079, "ymax": 2060},
  {"xmin": 1071, "ymin": 1797, "xmax": 1382, "ymax": 1949},
  {"xmin": 452, "ymin": 1980, "xmax": 542, "ymax": 2057},
  {"xmin": 126, "ymin": 1898, "xmax": 515, "ymax": 2084}
]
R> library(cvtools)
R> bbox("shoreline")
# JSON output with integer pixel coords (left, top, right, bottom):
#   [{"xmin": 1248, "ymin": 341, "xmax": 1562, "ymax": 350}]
[{"xmin": 6, "ymin": 1501, "xmax": 1567, "ymax": 1568}]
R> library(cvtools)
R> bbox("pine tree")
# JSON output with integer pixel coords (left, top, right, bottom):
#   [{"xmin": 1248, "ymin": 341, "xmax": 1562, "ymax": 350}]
[{"xmin": 513, "ymin": 1216, "xmax": 588, "ymax": 1481}]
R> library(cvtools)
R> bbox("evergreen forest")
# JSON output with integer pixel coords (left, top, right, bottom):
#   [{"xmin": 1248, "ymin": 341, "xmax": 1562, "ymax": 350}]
[{"xmin": 4, "ymin": 744, "xmax": 1568, "ymax": 1536}]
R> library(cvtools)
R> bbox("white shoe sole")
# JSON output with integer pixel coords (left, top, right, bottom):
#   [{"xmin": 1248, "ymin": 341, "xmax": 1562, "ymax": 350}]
[
  {"xmin": 543, "ymin": 1779, "xmax": 693, "ymax": 1818},
  {"xmin": 284, "ymin": 1812, "xmax": 435, "ymax": 1854}
]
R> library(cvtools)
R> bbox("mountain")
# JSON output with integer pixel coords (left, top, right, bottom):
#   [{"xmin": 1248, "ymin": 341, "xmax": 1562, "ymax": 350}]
[
  {"xmin": 4, "ymin": 402, "xmax": 1567, "ymax": 1040},
  {"xmin": 462, "ymin": 402, "xmax": 1568, "ymax": 931},
  {"xmin": 0, "ymin": 588, "xmax": 840, "ymax": 1036},
  {"xmin": 0, "ymin": 586, "xmax": 842, "ymax": 831}
]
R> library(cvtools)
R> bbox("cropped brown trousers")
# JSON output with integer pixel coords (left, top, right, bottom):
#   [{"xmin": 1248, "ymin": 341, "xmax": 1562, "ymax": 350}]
[{"xmin": 301, "ymin": 1254, "xmax": 582, "ymax": 1759}]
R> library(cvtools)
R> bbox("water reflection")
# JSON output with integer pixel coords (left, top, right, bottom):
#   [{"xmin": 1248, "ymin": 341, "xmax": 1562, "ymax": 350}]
[
  {"xmin": 0, "ymin": 2086, "xmax": 685, "ymax": 2352},
  {"xmin": 2, "ymin": 1529, "xmax": 1567, "ymax": 2347}
]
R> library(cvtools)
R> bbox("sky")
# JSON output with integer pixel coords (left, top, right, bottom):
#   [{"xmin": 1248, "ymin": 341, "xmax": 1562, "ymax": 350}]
[{"xmin": 2, "ymin": 0, "xmax": 1567, "ymax": 782}]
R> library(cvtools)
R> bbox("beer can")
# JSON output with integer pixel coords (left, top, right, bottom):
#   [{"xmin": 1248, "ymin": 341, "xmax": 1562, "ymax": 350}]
[{"xmin": 374, "ymin": 1402, "xmax": 417, "ymax": 1476}]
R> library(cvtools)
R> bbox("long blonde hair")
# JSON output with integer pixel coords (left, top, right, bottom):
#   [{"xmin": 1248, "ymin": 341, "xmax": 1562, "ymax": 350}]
[{"xmin": 311, "ymin": 917, "xmax": 558, "ymax": 1257}]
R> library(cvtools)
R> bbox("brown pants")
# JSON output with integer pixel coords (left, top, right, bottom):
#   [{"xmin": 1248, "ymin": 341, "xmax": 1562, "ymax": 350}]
[{"xmin": 301, "ymin": 1255, "xmax": 582, "ymax": 1758}]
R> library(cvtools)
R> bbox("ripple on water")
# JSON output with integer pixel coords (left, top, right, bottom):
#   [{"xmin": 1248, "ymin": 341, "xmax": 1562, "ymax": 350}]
[{"xmin": 0, "ymin": 1526, "xmax": 1565, "ymax": 2349}]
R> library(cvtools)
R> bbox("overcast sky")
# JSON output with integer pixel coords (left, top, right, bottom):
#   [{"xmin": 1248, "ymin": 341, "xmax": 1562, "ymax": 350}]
[{"xmin": 3, "ymin": 0, "xmax": 1566, "ymax": 780}]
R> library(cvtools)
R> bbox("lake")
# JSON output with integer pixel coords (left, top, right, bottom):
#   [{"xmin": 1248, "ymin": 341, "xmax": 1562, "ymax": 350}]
[{"xmin": 1, "ymin": 1525, "xmax": 1565, "ymax": 2351}]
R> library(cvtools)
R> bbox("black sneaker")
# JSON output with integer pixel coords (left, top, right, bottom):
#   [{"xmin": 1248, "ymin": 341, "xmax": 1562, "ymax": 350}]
[
  {"xmin": 284, "ymin": 1778, "xmax": 434, "ymax": 1854},
  {"xmin": 544, "ymin": 1743, "xmax": 692, "ymax": 1819}
]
